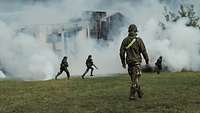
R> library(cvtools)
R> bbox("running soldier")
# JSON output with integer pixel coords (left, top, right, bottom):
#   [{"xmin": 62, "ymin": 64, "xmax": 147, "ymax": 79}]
[
  {"xmin": 81, "ymin": 55, "xmax": 98, "ymax": 79},
  {"xmin": 155, "ymin": 56, "xmax": 162, "ymax": 74},
  {"xmin": 55, "ymin": 56, "xmax": 70, "ymax": 80}
]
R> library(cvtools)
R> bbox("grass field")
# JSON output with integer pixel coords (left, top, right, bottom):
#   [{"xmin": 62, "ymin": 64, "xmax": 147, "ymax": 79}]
[{"xmin": 0, "ymin": 72, "xmax": 200, "ymax": 113}]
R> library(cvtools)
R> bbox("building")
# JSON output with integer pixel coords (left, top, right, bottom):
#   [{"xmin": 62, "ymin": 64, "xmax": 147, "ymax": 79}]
[{"xmin": 17, "ymin": 11, "xmax": 126, "ymax": 55}]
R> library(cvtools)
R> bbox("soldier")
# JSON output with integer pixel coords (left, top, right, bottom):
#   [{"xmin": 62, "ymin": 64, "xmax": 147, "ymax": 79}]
[
  {"xmin": 55, "ymin": 56, "xmax": 70, "ymax": 80},
  {"xmin": 81, "ymin": 55, "xmax": 98, "ymax": 79},
  {"xmin": 120, "ymin": 24, "xmax": 149, "ymax": 100},
  {"xmin": 155, "ymin": 56, "xmax": 162, "ymax": 74}
]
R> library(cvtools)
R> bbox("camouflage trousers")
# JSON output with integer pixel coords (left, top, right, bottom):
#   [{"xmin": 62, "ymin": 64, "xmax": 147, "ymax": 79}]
[{"xmin": 128, "ymin": 63, "xmax": 143, "ymax": 100}]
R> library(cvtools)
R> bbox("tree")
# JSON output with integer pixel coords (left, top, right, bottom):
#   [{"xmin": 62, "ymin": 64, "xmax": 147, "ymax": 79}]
[{"xmin": 163, "ymin": 4, "xmax": 200, "ymax": 28}]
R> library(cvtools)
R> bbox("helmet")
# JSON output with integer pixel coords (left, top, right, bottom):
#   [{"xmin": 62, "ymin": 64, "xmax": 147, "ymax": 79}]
[
  {"xmin": 88, "ymin": 55, "xmax": 92, "ymax": 58},
  {"xmin": 128, "ymin": 24, "xmax": 138, "ymax": 32},
  {"xmin": 63, "ymin": 56, "xmax": 67, "ymax": 59}
]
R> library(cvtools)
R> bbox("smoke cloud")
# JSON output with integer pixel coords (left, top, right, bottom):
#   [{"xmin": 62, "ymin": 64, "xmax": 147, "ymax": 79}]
[
  {"xmin": 0, "ymin": 71, "xmax": 6, "ymax": 79},
  {"xmin": 1, "ymin": 0, "xmax": 200, "ymax": 80},
  {"xmin": 0, "ymin": 21, "xmax": 58, "ymax": 80}
]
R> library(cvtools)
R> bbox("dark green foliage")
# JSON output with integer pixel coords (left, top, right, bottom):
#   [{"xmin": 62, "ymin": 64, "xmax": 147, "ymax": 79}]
[{"xmin": 164, "ymin": 4, "xmax": 200, "ymax": 28}]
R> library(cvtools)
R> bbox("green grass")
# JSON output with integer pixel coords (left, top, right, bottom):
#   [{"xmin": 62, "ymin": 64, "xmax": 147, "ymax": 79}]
[{"xmin": 0, "ymin": 72, "xmax": 200, "ymax": 113}]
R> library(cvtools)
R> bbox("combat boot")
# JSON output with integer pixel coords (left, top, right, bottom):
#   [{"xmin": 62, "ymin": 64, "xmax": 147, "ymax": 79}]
[
  {"xmin": 55, "ymin": 75, "xmax": 58, "ymax": 80},
  {"xmin": 137, "ymin": 86, "xmax": 144, "ymax": 98},
  {"xmin": 129, "ymin": 86, "xmax": 136, "ymax": 100},
  {"xmin": 81, "ymin": 75, "xmax": 85, "ymax": 79}
]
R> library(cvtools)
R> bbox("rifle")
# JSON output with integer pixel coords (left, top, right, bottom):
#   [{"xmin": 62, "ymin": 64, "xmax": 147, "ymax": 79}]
[{"xmin": 93, "ymin": 64, "xmax": 98, "ymax": 69}]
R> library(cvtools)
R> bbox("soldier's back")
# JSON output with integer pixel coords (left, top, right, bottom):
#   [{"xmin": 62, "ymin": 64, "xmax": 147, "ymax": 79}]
[{"xmin": 122, "ymin": 36, "xmax": 144, "ymax": 64}]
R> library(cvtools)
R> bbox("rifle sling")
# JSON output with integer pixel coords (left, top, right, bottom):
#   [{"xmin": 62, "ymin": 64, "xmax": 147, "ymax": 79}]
[{"xmin": 126, "ymin": 38, "xmax": 136, "ymax": 49}]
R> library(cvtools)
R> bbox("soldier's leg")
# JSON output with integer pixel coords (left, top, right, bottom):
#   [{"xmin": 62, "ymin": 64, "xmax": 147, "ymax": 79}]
[
  {"xmin": 128, "ymin": 64, "xmax": 137, "ymax": 100},
  {"xmin": 82, "ymin": 67, "xmax": 89, "ymax": 79},
  {"xmin": 136, "ymin": 76, "xmax": 143, "ymax": 98},
  {"xmin": 90, "ymin": 67, "xmax": 94, "ymax": 76},
  {"xmin": 155, "ymin": 66, "xmax": 159, "ymax": 74},
  {"xmin": 158, "ymin": 69, "xmax": 160, "ymax": 74},
  {"xmin": 158, "ymin": 65, "xmax": 162, "ymax": 74},
  {"xmin": 65, "ymin": 68, "xmax": 70, "ymax": 80},
  {"xmin": 55, "ymin": 69, "xmax": 63, "ymax": 80},
  {"xmin": 134, "ymin": 64, "xmax": 144, "ymax": 98}
]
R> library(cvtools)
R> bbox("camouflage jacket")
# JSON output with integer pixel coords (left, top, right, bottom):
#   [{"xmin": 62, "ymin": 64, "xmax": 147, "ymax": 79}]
[{"xmin": 120, "ymin": 32, "xmax": 149, "ymax": 65}]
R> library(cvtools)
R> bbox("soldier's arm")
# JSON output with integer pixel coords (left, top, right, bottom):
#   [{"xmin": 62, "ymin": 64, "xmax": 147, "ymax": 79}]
[
  {"xmin": 91, "ymin": 59, "xmax": 94, "ymax": 65},
  {"xmin": 66, "ymin": 62, "xmax": 69, "ymax": 67},
  {"xmin": 91, "ymin": 59, "xmax": 97, "ymax": 69},
  {"xmin": 139, "ymin": 38, "xmax": 149, "ymax": 64},
  {"xmin": 120, "ymin": 39, "xmax": 126, "ymax": 67}
]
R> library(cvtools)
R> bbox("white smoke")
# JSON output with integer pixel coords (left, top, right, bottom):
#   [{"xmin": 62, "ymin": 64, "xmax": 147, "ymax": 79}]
[
  {"xmin": 99, "ymin": 0, "xmax": 200, "ymax": 71},
  {"xmin": 142, "ymin": 18, "xmax": 200, "ymax": 71},
  {"xmin": 1, "ymin": 0, "xmax": 200, "ymax": 80},
  {"xmin": 0, "ymin": 21, "xmax": 58, "ymax": 80},
  {"xmin": 0, "ymin": 70, "xmax": 6, "ymax": 79}
]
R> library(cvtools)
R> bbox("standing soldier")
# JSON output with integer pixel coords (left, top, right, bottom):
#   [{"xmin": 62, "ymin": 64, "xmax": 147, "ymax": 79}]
[
  {"xmin": 55, "ymin": 56, "xmax": 70, "ymax": 80},
  {"xmin": 120, "ymin": 24, "xmax": 149, "ymax": 100},
  {"xmin": 155, "ymin": 56, "xmax": 162, "ymax": 74},
  {"xmin": 81, "ymin": 55, "xmax": 98, "ymax": 79}
]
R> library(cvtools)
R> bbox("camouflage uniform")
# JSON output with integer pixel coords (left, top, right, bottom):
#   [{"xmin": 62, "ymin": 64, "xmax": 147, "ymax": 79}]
[
  {"xmin": 155, "ymin": 56, "xmax": 162, "ymax": 74},
  {"xmin": 82, "ymin": 55, "xmax": 96, "ymax": 79},
  {"xmin": 120, "ymin": 24, "xmax": 149, "ymax": 100},
  {"xmin": 55, "ymin": 56, "xmax": 70, "ymax": 80}
]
